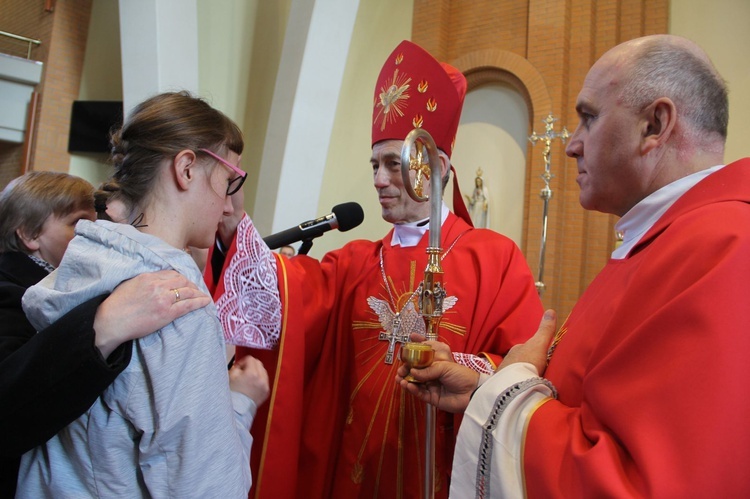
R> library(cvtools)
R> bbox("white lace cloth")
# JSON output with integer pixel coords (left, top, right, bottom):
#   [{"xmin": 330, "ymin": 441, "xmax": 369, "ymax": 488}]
[
  {"xmin": 453, "ymin": 352, "xmax": 494, "ymax": 374},
  {"xmin": 215, "ymin": 215, "xmax": 511, "ymax": 370},
  {"xmin": 215, "ymin": 216, "xmax": 282, "ymax": 349}
]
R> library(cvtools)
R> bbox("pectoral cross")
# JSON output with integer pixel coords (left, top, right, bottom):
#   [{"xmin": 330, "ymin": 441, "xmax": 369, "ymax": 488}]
[
  {"xmin": 378, "ymin": 313, "xmax": 410, "ymax": 364},
  {"xmin": 368, "ymin": 280, "xmax": 426, "ymax": 365}
]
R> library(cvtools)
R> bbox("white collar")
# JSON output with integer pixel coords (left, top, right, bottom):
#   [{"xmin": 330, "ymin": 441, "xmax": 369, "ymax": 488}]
[
  {"xmin": 391, "ymin": 203, "xmax": 450, "ymax": 248},
  {"xmin": 612, "ymin": 164, "xmax": 724, "ymax": 259}
]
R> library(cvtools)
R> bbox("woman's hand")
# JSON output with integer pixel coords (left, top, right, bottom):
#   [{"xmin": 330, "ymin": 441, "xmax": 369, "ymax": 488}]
[{"xmin": 93, "ymin": 270, "xmax": 211, "ymax": 358}]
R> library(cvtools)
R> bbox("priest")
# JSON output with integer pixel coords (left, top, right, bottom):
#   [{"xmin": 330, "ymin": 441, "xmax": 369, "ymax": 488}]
[{"xmin": 398, "ymin": 34, "xmax": 750, "ymax": 498}]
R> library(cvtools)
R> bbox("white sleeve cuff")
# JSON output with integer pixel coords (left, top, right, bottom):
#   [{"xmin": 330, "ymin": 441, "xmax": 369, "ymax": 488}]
[{"xmin": 450, "ymin": 363, "xmax": 556, "ymax": 499}]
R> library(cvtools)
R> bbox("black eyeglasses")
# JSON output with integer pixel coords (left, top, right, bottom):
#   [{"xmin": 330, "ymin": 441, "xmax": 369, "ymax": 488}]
[{"xmin": 198, "ymin": 148, "xmax": 247, "ymax": 196}]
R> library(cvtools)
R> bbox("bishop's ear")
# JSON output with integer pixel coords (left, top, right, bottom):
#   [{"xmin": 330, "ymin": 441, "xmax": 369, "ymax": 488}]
[
  {"xmin": 438, "ymin": 150, "xmax": 451, "ymax": 182},
  {"xmin": 642, "ymin": 97, "xmax": 677, "ymax": 153}
]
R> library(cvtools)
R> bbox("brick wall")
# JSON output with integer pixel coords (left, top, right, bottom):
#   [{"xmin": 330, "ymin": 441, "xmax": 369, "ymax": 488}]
[
  {"xmin": 412, "ymin": 0, "xmax": 669, "ymax": 318},
  {"xmin": 33, "ymin": 0, "xmax": 92, "ymax": 174},
  {"xmin": 0, "ymin": 0, "xmax": 92, "ymax": 189},
  {"xmin": 0, "ymin": 0, "xmax": 51, "ymax": 188}
]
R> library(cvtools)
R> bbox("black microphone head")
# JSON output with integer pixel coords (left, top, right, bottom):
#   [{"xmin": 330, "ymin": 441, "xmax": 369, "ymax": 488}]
[{"xmin": 332, "ymin": 202, "xmax": 364, "ymax": 232}]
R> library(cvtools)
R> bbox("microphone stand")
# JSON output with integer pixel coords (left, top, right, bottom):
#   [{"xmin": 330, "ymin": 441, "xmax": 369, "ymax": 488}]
[
  {"xmin": 297, "ymin": 238, "xmax": 314, "ymax": 255},
  {"xmin": 401, "ymin": 128, "xmax": 444, "ymax": 499}
]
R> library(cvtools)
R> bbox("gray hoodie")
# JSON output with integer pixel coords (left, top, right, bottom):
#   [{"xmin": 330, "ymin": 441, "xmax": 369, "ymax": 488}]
[{"xmin": 19, "ymin": 220, "xmax": 254, "ymax": 498}]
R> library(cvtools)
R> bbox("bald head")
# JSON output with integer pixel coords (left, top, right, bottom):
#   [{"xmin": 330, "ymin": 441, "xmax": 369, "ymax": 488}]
[
  {"xmin": 566, "ymin": 35, "xmax": 729, "ymax": 216},
  {"xmin": 607, "ymin": 35, "xmax": 728, "ymax": 142}
]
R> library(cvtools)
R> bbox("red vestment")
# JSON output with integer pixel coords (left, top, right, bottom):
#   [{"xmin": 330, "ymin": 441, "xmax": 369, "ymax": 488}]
[
  {"xmin": 523, "ymin": 159, "xmax": 750, "ymax": 497},
  {"xmin": 209, "ymin": 212, "xmax": 542, "ymax": 498}
]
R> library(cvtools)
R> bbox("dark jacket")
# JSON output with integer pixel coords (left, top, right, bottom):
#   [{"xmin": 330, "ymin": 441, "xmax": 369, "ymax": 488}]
[{"xmin": 0, "ymin": 252, "xmax": 132, "ymax": 496}]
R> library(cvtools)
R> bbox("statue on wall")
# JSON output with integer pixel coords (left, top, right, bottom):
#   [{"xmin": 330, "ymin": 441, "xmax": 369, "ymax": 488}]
[{"xmin": 465, "ymin": 168, "xmax": 490, "ymax": 228}]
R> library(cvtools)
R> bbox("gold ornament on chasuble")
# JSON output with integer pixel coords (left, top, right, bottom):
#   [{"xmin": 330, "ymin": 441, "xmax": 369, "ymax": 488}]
[
  {"xmin": 347, "ymin": 257, "xmax": 462, "ymax": 489},
  {"xmin": 546, "ymin": 319, "xmax": 570, "ymax": 364}
]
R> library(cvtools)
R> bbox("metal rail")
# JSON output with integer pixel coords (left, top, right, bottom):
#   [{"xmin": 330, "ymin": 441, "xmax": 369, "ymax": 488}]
[{"xmin": 0, "ymin": 30, "xmax": 42, "ymax": 59}]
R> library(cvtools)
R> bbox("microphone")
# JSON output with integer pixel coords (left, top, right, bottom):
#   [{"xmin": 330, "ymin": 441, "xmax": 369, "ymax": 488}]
[{"xmin": 263, "ymin": 202, "xmax": 364, "ymax": 251}]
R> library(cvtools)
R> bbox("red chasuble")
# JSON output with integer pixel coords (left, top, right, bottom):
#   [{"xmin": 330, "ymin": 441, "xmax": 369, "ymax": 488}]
[
  {"xmin": 209, "ymin": 212, "xmax": 542, "ymax": 498},
  {"xmin": 523, "ymin": 159, "xmax": 750, "ymax": 497}
]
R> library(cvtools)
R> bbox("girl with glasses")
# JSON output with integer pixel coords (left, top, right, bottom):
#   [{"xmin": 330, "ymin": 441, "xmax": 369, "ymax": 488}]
[{"xmin": 17, "ymin": 92, "xmax": 268, "ymax": 498}]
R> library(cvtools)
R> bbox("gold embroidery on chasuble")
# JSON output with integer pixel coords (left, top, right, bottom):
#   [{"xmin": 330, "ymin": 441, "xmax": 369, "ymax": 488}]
[
  {"xmin": 347, "ymin": 254, "xmax": 462, "ymax": 490},
  {"xmin": 547, "ymin": 316, "xmax": 570, "ymax": 363}
]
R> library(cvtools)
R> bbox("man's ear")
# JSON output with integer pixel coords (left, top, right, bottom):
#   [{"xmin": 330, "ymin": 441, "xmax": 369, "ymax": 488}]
[
  {"xmin": 438, "ymin": 151, "xmax": 450, "ymax": 182},
  {"xmin": 16, "ymin": 227, "xmax": 39, "ymax": 252},
  {"xmin": 642, "ymin": 97, "xmax": 677, "ymax": 154},
  {"xmin": 173, "ymin": 149, "xmax": 199, "ymax": 191}
]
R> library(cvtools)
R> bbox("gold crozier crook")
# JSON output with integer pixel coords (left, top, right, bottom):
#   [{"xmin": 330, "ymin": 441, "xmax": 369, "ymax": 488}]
[
  {"xmin": 408, "ymin": 140, "xmax": 432, "ymax": 199},
  {"xmin": 400, "ymin": 128, "xmax": 443, "ymax": 499}
]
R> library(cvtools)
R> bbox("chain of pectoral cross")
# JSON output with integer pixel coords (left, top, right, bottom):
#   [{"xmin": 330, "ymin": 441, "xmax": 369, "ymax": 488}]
[{"xmin": 376, "ymin": 233, "xmax": 465, "ymax": 364}]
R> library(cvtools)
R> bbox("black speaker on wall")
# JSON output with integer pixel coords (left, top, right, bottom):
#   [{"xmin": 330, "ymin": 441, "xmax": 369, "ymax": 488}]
[{"xmin": 68, "ymin": 100, "xmax": 123, "ymax": 153}]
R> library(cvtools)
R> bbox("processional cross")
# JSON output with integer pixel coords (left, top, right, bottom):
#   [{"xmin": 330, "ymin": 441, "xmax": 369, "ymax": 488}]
[{"xmin": 528, "ymin": 114, "xmax": 568, "ymax": 296}]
